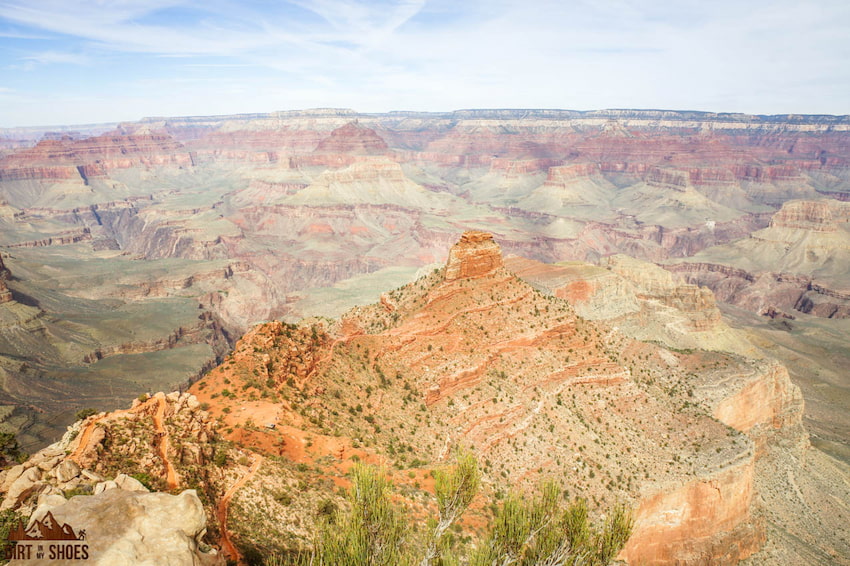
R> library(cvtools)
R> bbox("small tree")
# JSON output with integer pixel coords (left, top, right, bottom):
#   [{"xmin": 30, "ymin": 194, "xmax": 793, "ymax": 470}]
[
  {"xmin": 470, "ymin": 481, "xmax": 633, "ymax": 566},
  {"xmin": 278, "ymin": 454, "xmax": 632, "ymax": 566},
  {"xmin": 0, "ymin": 432, "xmax": 20, "ymax": 466},
  {"xmin": 75, "ymin": 408, "xmax": 98, "ymax": 421},
  {"xmin": 421, "ymin": 449, "xmax": 481, "ymax": 566},
  {"xmin": 312, "ymin": 463, "xmax": 411, "ymax": 566}
]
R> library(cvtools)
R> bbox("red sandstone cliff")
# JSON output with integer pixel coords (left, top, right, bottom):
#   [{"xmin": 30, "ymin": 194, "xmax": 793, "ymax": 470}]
[{"xmin": 0, "ymin": 132, "xmax": 193, "ymax": 185}]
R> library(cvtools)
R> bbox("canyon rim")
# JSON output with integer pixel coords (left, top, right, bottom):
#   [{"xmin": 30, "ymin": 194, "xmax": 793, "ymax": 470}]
[{"xmin": 0, "ymin": 109, "xmax": 848, "ymax": 564}]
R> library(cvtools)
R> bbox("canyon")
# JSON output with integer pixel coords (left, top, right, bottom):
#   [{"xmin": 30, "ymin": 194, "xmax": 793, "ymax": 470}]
[{"xmin": 0, "ymin": 108, "xmax": 849, "ymax": 563}]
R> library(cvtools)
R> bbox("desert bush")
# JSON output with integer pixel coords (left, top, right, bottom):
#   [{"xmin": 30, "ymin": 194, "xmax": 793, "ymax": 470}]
[
  {"xmin": 75, "ymin": 407, "xmax": 98, "ymax": 421},
  {"xmin": 271, "ymin": 452, "xmax": 632, "ymax": 566}
]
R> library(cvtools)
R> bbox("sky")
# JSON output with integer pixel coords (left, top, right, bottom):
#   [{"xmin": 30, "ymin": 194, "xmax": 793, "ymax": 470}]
[{"xmin": 0, "ymin": 0, "xmax": 848, "ymax": 127}]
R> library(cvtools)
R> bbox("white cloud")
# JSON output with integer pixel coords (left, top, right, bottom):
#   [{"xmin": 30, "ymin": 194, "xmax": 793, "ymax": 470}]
[
  {"xmin": 0, "ymin": 0, "xmax": 849, "ymax": 125},
  {"xmin": 21, "ymin": 51, "xmax": 90, "ymax": 65}
]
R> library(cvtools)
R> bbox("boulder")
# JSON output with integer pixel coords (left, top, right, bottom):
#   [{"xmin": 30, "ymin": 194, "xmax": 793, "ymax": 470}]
[
  {"xmin": 37, "ymin": 455, "xmax": 63, "ymax": 472},
  {"xmin": 2, "ymin": 464, "xmax": 25, "ymax": 491},
  {"xmin": 2, "ymin": 466, "xmax": 42, "ymax": 510},
  {"xmin": 93, "ymin": 480, "xmax": 117, "ymax": 495},
  {"xmin": 80, "ymin": 469, "xmax": 104, "ymax": 482},
  {"xmin": 56, "ymin": 459, "xmax": 81, "ymax": 483},
  {"xmin": 114, "ymin": 473, "xmax": 149, "ymax": 492},
  {"xmin": 27, "ymin": 488, "xmax": 222, "ymax": 565}
]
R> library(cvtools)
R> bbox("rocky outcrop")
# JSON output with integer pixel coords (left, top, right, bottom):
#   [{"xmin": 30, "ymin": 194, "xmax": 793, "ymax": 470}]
[
  {"xmin": 769, "ymin": 199, "xmax": 840, "ymax": 232},
  {"xmin": 711, "ymin": 362, "xmax": 805, "ymax": 450},
  {"xmin": 80, "ymin": 314, "xmax": 226, "ymax": 364},
  {"xmin": 0, "ymin": 165, "xmax": 83, "ymax": 182},
  {"xmin": 5, "ymin": 228, "xmax": 92, "ymax": 248},
  {"xmin": 646, "ymin": 167, "xmax": 690, "ymax": 191},
  {"xmin": 0, "ymin": 392, "xmax": 217, "ymax": 516},
  {"xmin": 490, "ymin": 157, "xmax": 563, "ymax": 176},
  {"xmin": 70, "ymin": 392, "xmax": 217, "ymax": 475},
  {"xmin": 507, "ymin": 254, "xmax": 749, "ymax": 354},
  {"xmin": 543, "ymin": 162, "xmax": 602, "ymax": 183},
  {"xmin": 444, "ymin": 231, "xmax": 504, "ymax": 280},
  {"xmin": 313, "ymin": 121, "xmax": 389, "ymax": 155},
  {"xmin": 0, "ymin": 133, "xmax": 193, "ymax": 173},
  {"xmin": 26, "ymin": 488, "xmax": 222, "ymax": 565},
  {"xmin": 0, "ymin": 253, "xmax": 11, "ymax": 304},
  {"xmin": 666, "ymin": 199, "xmax": 850, "ymax": 318},
  {"xmin": 622, "ymin": 457, "xmax": 764, "ymax": 565}
]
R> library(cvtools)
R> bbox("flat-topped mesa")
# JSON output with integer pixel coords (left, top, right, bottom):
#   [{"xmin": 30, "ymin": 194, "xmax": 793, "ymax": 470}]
[
  {"xmin": 769, "ymin": 200, "xmax": 838, "ymax": 232},
  {"xmin": 444, "ymin": 231, "xmax": 504, "ymax": 281}
]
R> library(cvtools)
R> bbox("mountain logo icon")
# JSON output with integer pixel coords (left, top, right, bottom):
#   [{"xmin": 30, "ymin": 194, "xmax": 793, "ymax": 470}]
[{"xmin": 7, "ymin": 511, "xmax": 84, "ymax": 541}]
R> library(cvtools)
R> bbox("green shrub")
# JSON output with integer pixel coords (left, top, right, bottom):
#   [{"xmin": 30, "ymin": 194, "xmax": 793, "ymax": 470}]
[
  {"xmin": 75, "ymin": 408, "xmax": 98, "ymax": 421},
  {"xmin": 275, "ymin": 452, "xmax": 632, "ymax": 566}
]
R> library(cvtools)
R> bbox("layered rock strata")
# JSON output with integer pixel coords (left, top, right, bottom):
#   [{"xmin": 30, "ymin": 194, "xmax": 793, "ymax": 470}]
[
  {"xmin": 444, "ymin": 230, "xmax": 504, "ymax": 280},
  {"xmin": 188, "ymin": 232, "xmax": 793, "ymax": 565}
]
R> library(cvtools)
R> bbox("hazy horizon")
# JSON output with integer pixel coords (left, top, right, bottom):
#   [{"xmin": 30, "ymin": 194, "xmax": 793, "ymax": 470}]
[{"xmin": 1, "ymin": 0, "xmax": 849, "ymax": 127}]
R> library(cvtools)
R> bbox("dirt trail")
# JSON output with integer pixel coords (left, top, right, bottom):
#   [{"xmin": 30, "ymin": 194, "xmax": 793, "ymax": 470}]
[
  {"xmin": 69, "ymin": 395, "xmax": 180, "ymax": 490},
  {"xmin": 69, "ymin": 415, "xmax": 107, "ymax": 463},
  {"xmin": 153, "ymin": 396, "xmax": 180, "ymax": 491},
  {"xmin": 217, "ymin": 455, "xmax": 264, "ymax": 565}
]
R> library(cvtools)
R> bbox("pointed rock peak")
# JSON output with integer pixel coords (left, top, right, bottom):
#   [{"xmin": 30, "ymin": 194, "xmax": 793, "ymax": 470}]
[
  {"xmin": 314, "ymin": 121, "xmax": 388, "ymax": 154},
  {"xmin": 444, "ymin": 231, "xmax": 504, "ymax": 281},
  {"xmin": 600, "ymin": 119, "xmax": 633, "ymax": 138}
]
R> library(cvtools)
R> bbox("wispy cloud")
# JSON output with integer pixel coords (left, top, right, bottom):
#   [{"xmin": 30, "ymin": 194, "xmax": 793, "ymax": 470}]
[
  {"xmin": 0, "ymin": 0, "xmax": 848, "ymax": 126},
  {"xmin": 21, "ymin": 50, "xmax": 90, "ymax": 65}
]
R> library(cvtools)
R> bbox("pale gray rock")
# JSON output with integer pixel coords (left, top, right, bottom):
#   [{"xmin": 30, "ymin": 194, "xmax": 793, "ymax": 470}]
[
  {"xmin": 93, "ymin": 480, "xmax": 117, "ymax": 495},
  {"xmin": 39, "ymin": 446, "xmax": 66, "ymax": 460},
  {"xmin": 2, "ymin": 467, "xmax": 42, "ymax": 510},
  {"xmin": 80, "ymin": 469, "xmax": 104, "ymax": 482},
  {"xmin": 114, "ymin": 473, "xmax": 149, "ymax": 492},
  {"xmin": 27, "ymin": 488, "xmax": 223, "ymax": 565},
  {"xmin": 37, "ymin": 455, "xmax": 62, "ymax": 472},
  {"xmin": 2, "ymin": 464, "xmax": 25, "ymax": 491},
  {"xmin": 37, "ymin": 492, "xmax": 67, "ymax": 508},
  {"xmin": 59, "ymin": 478, "xmax": 84, "ymax": 492},
  {"xmin": 56, "ymin": 459, "xmax": 81, "ymax": 483}
]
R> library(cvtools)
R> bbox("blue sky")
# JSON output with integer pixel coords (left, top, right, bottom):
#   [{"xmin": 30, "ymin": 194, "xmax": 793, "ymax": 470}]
[{"xmin": 0, "ymin": 0, "xmax": 848, "ymax": 127}]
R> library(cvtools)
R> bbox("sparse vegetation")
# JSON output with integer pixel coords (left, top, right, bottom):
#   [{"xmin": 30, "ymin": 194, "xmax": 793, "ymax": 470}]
[
  {"xmin": 271, "ymin": 454, "xmax": 632, "ymax": 566},
  {"xmin": 75, "ymin": 407, "xmax": 98, "ymax": 421}
]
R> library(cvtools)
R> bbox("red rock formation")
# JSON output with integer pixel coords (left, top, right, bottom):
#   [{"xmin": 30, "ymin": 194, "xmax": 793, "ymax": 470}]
[
  {"xmin": 313, "ymin": 122, "xmax": 388, "ymax": 155},
  {"xmin": 769, "ymin": 200, "xmax": 837, "ymax": 232},
  {"xmin": 490, "ymin": 158, "xmax": 563, "ymax": 176},
  {"xmin": 646, "ymin": 167, "xmax": 690, "ymax": 191},
  {"xmin": 444, "ymin": 231, "xmax": 504, "ymax": 280},
  {"xmin": 622, "ymin": 458, "xmax": 764, "ymax": 565},
  {"xmin": 0, "ymin": 132, "xmax": 193, "ymax": 182},
  {"xmin": 5, "ymin": 228, "xmax": 92, "ymax": 248},
  {"xmin": 713, "ymin": 362, "xmax": 804, "ymax": 450},
  {"xmin": 543, "ymin": 162, "xmax": 602, "ymax": 184}
]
